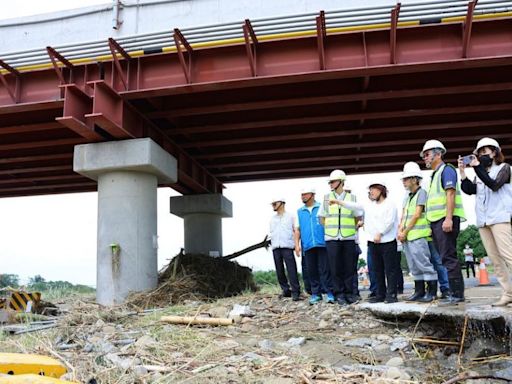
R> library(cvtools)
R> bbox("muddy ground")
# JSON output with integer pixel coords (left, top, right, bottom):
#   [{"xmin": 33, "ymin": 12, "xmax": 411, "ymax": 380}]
[{"xmin": 1, "ymin": 288, "xmax": 512, "ymax": 383}]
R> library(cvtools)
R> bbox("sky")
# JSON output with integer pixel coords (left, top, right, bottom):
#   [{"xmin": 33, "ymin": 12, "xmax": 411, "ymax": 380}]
[{"xmin": 0, "ymin": 1, "xmax": 479, "ymax": 286}]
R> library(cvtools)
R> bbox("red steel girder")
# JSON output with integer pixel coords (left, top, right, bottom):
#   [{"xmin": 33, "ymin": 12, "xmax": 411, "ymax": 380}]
[
  {"xmin": 1, "ymin": 17, "xmax": 511, "ymax": 107},
  {"xmin": 46, "ymin": 46, "xmax": 74, "ymax": 86},
  {"xmin": 56, "ymin": 79, "xmax": 223, "ymax": 194},
  {"xmin": 243, "ymin": 19, "xmax": 258, "ymax": 77},
  {"xmin": 173, "ymin": 28, "xmax": 193, "ymax": 84},
  {"xmin": 194, "ymin": 132, "xmax": 512, "ymax": 160},
  {"xmin": 108, "ymin": 37, "xmax": 131, "ymax": 90},
  {"xmin": 171, "ymin": 102, "xmax": 512, "ymax": 135},
  {"xmin": 0, "ymin": 60, "xmax": 20, "ymax": 103}
]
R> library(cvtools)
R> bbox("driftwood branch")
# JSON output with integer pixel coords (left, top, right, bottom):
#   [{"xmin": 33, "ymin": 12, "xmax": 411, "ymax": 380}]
[{"xmin": 222, "ymin": 235, "xmax": 271, "ymax": 261}]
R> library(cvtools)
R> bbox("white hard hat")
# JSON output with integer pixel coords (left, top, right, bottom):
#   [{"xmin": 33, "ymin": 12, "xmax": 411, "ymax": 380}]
[
  {"xmin": 368, "ymin": 180, "xmax": 387, "ymax": 190},
  {"xmin": 420, "ymin": 139, "xmax": 447, "ymax": 158},
  {"xmin": 271, "ymin": 197, "xmax": 285, "ymax": 203},
  {"xmin": 401, "ymin": 161, "xmax": 423, "ymax": 179},
  {"xmin": 474, "ymin": 137, "xmax": 500, "ymax": 154},
  {"xmin": 301, "ymin": 187, "xmax": 316, "ymax": 194},
  {"xmin": 328, "ymin": 169, "xmax": 346, "ymax": 182}
]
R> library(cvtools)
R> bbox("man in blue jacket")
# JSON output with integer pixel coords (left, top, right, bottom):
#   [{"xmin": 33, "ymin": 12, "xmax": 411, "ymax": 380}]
[{"xmin": 295, "ymin": 187, "xmax": 335, "ymax": 304}]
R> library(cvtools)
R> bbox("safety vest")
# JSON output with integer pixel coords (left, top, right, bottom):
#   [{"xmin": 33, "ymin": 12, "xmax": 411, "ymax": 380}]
[
  {"xmin": 426, "ymin": 164, "xmax": 466, "ymax": 223},
  {"xmin": 403, "ymin": 188, "xmax": 431, "ymax": 241},
  {"xmin": 324, "ymin": 192, "xmax": 357, "ymax": 238}
]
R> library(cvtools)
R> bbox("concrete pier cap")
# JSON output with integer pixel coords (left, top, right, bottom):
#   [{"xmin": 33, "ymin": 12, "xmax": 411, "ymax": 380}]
[
  {"xmin": 170, "ymin": 194, "xmax": 233, "ymax": 256},
  {"xmin": 74, "ymin": 138, "xmax": 177, "ymax": 306}
]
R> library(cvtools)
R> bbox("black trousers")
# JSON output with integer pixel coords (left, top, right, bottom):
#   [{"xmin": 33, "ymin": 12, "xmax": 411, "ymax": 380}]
[
  {"xmin": 368, "ymin": 240, "xmax": 399, "ymax": 299},
  {"xmin": 431, "ymin": 216, "xmax": 462, "ymax": 279},
  {"xmin": 304, "ymin": 247, "xmax": 332, "ymax": 296},
  {"xmin": 396, "ymin": 251, "xmax": 404, "ymax": 292},
  {"xmin": 465, "ymin": 261, "xmax": 476, "ymax": 278},
  {"xmin": 272, "ymin": 248, "xmax": 300, "ymax": 296},
  {"xmin": 301, "ymin": 254, "xmax": 311, "ymax": 294},
  {"xmin": 326, "ymin": 240, "xmax": 357, "ymax": 299}
]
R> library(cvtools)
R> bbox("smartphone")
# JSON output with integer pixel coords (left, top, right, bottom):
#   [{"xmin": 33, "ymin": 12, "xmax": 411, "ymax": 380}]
[{"xmin": 462, "ymin": 154, "xmax": 475, "ymax": 166}]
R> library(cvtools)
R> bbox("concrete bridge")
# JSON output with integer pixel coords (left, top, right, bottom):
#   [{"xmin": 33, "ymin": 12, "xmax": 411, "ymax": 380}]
[{"xmin": 1, "ymin": 0, "xmax": 511, "ymax": 304}]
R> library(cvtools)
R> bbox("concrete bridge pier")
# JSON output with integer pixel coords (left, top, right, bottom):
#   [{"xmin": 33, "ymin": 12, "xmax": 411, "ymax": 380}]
[
  {"xmin": 170, "ymin": 194, "xmax": 232, "ymax": 256},
  {"xmin": 74, "ymin": 138, "xmax": 177, "ymax": 306}
]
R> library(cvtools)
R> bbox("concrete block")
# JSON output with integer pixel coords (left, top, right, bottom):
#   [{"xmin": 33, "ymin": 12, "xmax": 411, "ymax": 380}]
[
  {"xmin": 74, "ymin": 138, "xmax": 177, "ymax": 183},
  {"xmin": 170, "ymin": 193, "xmax": 232, "ymax": 218}
]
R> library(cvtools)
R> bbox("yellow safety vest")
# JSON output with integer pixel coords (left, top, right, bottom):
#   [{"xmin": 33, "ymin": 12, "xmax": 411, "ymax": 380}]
[
  {"xmin": 324, "ymin": 192, "xmax": 357, "ymax": 238},
  {"xmin": 403, "ymin": 188, "xmax": 431, "ymax": 241},
  {"xmin": 426, "ymin": 164, "xmax": 466, "ymax": 223}
]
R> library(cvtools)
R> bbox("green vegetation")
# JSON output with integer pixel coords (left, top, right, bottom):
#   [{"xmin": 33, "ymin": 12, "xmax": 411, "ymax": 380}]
[{"xmin": 0, "ymin": 274, "xmax": 19, "ymax": 288}]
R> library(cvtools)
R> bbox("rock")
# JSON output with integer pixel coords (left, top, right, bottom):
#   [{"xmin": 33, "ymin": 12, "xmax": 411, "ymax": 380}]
[
  {"xmin": 320, "ymin": 308, "xmax": 335, "ymax": 319},
  {"xmin": 385, "ymin": 367, "xmax": 402, "ymax": 380},
  {"xmin": 242, "ymin": 352, "xmax": 266, "ymax": 364},
  {"xmin": 258, "ymin": 339, "xmax": 273, "ymax": 350},
  {"xmin": 241, "ymin": 323, "xmax": 258, "ymax": 333},
  {"xmin": 231, "ymin": 315, "xmax": 243, "ymax": 323},
  {"xmin": 132, "ymin": 365, "xmax": 148, "ymax": 377},
  {"xmin": 465, "ymin": 337, "xmax": 508, "ymax": 360},
  {"xmin": 229, "ymin": 304, "xmax": 255, "ymax": 318},
  {"xmin": 82, "ymin": 343, "xmax": 94, "ymax": 353},
  {"xmin": 390, "ymin": 337, "xmax": 409, "ymax": 351},
  {"xmin": 95, "ymin": 319, "xmax": 105, "ymax": 327},
  {"xmin": 105, "ymin": 353, "xmax": 132, "ymax": 370},
  {"xmin": 373, "ymin": 343, "xmax": 389, "ymax": 353},
  {"xmin": 135, "ymin": 335, "xmax": 157, "ymax": 348},
  {"xmin": 286, "ymin": 337, "xmax": 306, "ymax": 347},
  {"xmin": 377, "ymin": 334, "xmax": 392, "ymax": 342},
  {"xmin": 318, "ymin": 319, "xmax": 331, "ymax": 329},
  {"xmin": 245, "ymin": 338, "xmax": 259, "ymax": 347},
  {"xmin": 386, "ymin": 357, "xmax": 404, "ymax": 367},
  {"xmin": 344, "ymin": 337, "xmax": 376, "ymax": 348},
  {"xmin": 496, "ymin": 366, "xmax": 512, "ymax": 381},
  {"xmin": 96, "ymin": 340, "xmax": 117, "ymax": 354},
  {"xmin": 209, "ymin": 306, "xmax": 229, "ymax": 318},
  {"xmin": 103, "ymin": 325, "xmax": 116, "ymax": 334}
]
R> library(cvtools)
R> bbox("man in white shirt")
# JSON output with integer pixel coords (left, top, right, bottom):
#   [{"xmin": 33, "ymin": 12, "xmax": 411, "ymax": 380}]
[
  {"xmin": 463, "ymin": 244, "xmax": 476, "ymax": 278},
  {"xmin": 269, "ymin": 197, "xmax": 301, "ymax": 301},
  {"xmin": 340, "ymin": 181, "xmax": 399, "ymax": 303}
]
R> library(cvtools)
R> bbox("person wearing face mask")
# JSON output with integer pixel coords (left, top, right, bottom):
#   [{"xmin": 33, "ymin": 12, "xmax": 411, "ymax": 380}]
[
  {"xmin": 295, "ymin": 187, "xmax": 335, "ymax": 305},
  {"xmin": 269, "ymin": 197, "xmax": 301, "ymax": 301},
  {"xmin": 318, "ymin": 170, "xmax": 363, "ymax": 306},
  {"xmin": 421, "ymin": 139, "xmax": 466, "ymax": 304},
  {"xmin": 337, "ymin": 181, "xmax": 399, "ymax": 303},
  {"xmin": 459, "ymin": 137, "xmax": 512, "ymax": 306},
  {"xmin": 397, "ymin": 162, "xmax": 438, "ymax": 302}
]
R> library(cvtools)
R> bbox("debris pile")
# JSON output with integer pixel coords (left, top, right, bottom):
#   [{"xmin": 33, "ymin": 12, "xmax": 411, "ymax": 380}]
[{"xmin": 127, "ymin": 251, "xmax": 258, "ymax": 309}]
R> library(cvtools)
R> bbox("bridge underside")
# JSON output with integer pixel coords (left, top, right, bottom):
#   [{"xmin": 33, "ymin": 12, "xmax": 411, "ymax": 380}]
[{"xmin": 1, "ymin": 16, "xmax": 512, "ymax": 197}]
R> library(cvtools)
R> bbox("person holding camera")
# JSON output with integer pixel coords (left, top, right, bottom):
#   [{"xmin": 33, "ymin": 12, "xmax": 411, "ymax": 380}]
[{"xmin": 458, "ymin": 137, "xmax": 512, "ymax": 306}]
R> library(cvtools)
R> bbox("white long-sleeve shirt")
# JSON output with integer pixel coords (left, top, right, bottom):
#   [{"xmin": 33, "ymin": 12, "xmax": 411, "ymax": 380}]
[
  {"xmin": 343, "ymin": 199, "xmax": 398, "ymax": 244},
  {"xmin": 269, "ymin": 211, "xmax": 296, "ymax": 249}
]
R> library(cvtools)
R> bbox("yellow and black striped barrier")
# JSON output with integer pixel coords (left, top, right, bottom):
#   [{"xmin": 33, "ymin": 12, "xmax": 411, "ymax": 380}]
[{"xmin": 3, "ymin": 291, "xmax": 41, "ymax": 313}]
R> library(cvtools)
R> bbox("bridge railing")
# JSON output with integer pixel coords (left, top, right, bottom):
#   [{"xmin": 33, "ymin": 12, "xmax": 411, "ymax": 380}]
[{"xmin": 1, "ymin": 0, "xmax": 512, "ymax": 72}]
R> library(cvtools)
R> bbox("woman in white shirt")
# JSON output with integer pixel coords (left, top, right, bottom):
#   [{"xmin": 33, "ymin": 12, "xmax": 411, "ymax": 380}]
[{"xmin": 336, "ymin": 181, "xmax": 399, "ymax": 303}]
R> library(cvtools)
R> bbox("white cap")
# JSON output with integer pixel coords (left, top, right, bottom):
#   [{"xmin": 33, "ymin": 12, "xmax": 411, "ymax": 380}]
[
  {"xmin": 368, "ymin": 180, "xmax": 387, "ymax": 190},
  {"xmin": 401, "ymin": 161, "xmax": 423, "ymax": 179},
  {"xmin": 474, "ymin": 137, "xmax": 500, "ymax": 154},
  {"xmin": 271, "ymin": 197, "xmax": 285, "ymax": 203},
  {"xmin": 301, "ymin": 187, "xmax": 316, "ymax": 194},
  {"xmin": 420, "ymin": 139, "xmax": 447, "ymax": 157},
  {"xmin": 328, "ymin": 169, "xmax": 346, "ymax": 182}
]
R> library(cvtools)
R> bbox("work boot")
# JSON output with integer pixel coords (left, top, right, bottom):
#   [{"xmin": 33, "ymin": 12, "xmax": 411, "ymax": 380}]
[
  {"xmin": 368, "ymin": 296, "xmax": 385, "ymax": 303},
  {"xmin": 278, "ymin": 291, "xmax": 292, "ymax": 299},
  {"xmin": 440, "ymin": 288, "xmax": 450, "ymax": 299},
  {"xmin": 439, "ymin": 277, "xmax": 465, "ymax": 305},
  {"xmin": 418, "ymin": 280, "xmax": 438, "ymax": 303},
  {"xmin": 384, "ymin": 294, "xmax": 398, "ymax": 304},
  {"xmin": 406, "ymin": 280, "xmax": 425, "ymax": 301}
]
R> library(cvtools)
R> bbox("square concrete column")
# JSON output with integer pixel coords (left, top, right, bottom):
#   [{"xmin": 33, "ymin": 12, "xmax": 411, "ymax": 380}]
[
  {"xmin": 170, "ymin": 194, "xmax": 232, "ymax": 255},
  {"xmin": 74, "ymin": 138, "xmax": 177, "ymax": 306}
]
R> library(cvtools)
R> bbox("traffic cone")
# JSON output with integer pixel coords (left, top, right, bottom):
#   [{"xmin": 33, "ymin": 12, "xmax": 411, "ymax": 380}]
[{"xmin": 478, "ymin": 259, "xmax": 491, "ymax": 286}]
